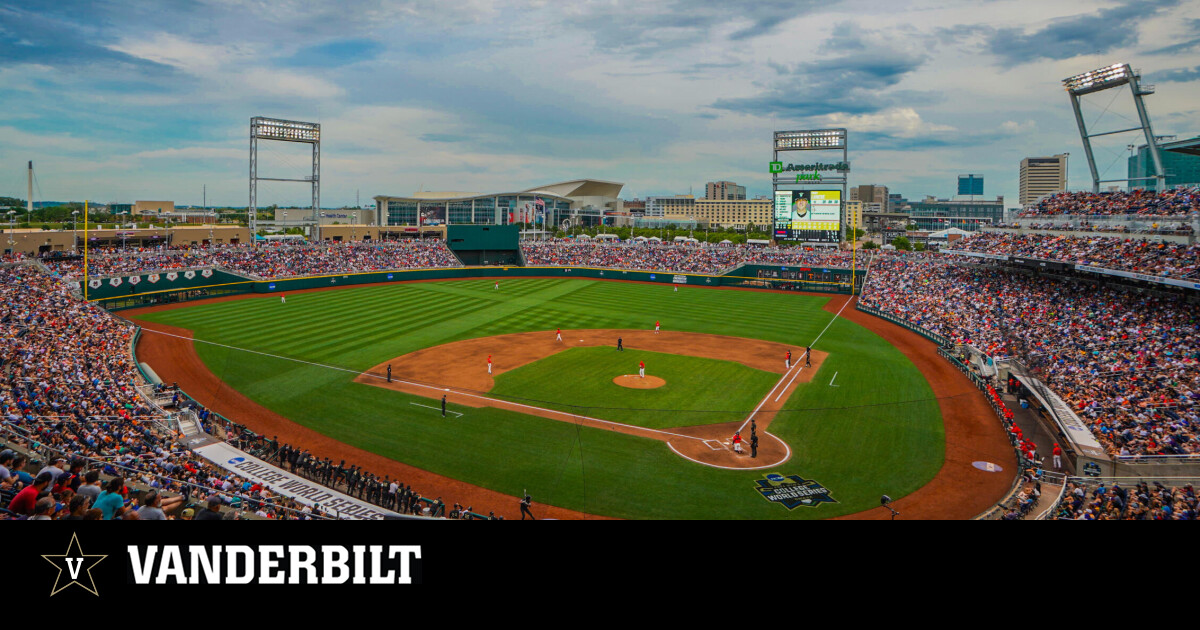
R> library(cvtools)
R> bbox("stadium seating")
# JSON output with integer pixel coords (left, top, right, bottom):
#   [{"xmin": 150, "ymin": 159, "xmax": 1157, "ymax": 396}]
[
  {"xmin": 950, "ymin": 232, "xmax": 1200, "ymax": 280},
  {"xmin": 521, "ymin": 240, "xmax": 860, "ymax": 273},
  {"xmin": 860, "ymin": 255, "xmax": 1200, "ymax": 459},
  {"xmin": 1018, "ymin": 186, "xmax": 1200, "ymax": 218},
  {"xmin": 45, "ymin": 240, "xmax": 462, "ymax": 281}
]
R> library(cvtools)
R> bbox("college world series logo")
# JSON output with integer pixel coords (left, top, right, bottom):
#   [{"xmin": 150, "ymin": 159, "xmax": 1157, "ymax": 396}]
[{"xmin": 754, "ymin": 473, "xmax": 837, "ymax": 509}]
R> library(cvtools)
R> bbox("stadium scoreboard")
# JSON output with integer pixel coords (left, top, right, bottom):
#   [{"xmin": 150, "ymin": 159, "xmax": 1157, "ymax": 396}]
[{"xmin": 773, "ymin": 190, "xmax": 842, "ymax": 243}]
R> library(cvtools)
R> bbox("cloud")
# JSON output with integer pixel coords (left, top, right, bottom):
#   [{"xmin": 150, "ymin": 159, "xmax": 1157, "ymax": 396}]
[
  {"xmin": 0, "ymin": 5, "xmax": 169, "ymax": 73},
  {"xmin": 563, "ymin": 0, "xmax": 828, "ymax": 55},
  {"xmin": 711, "ymin": 23, "xmax": 930, "ymax": 117},
  {"xmin": 285, "ymin": 39, "xmax": 383, "ymax": 67},
  {"xmin": 986, "ymin": 0, "xmax": 1181, "ymax": 65},
  {"xmin": 1150, "ymin": 66, "xmax": 1200, "ymax": 83},
  {"xmin": 825, "ymin": 108, "xmax": 956, "ymax": 137}
]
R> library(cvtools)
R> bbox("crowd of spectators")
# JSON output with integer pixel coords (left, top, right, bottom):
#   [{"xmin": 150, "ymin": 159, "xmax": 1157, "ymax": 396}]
[
  {"xmin": 988, "ymin": 221, "xmax": 1194, "ymax": 235},
  {"xmin": 521, "ymin": 240, "xmax": 862, "ymax": 273},
  {"xmin": 951, "ymin": 232, "xmax": 1200, "ymax": 279},
  {"xmin": 1053, "ymin": 480, "xmax": 1197, "ymax": 520},
  {"xmin": 0, "ymin": 263, "xmax": 473, "ymax": 520},
  {"xmin": 1019, "ymin": 187, "xmax": 1200, "ymax": 218},
  {"xmin": 860, "ymin": 255, "xmax": 1200, "ymax": 458},
  {"xmin": 46, "ymin": 240, "xmax": 462, "ymax": 281}
]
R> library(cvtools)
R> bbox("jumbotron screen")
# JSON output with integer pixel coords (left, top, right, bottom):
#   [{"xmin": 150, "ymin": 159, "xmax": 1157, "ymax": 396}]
[{"xmin": 773, "ymin": 190, "xmax": 841, "ymax": 242}]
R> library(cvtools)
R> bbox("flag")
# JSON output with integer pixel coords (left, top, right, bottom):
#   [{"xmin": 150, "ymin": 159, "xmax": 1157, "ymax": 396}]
[{"xmin": 535, "ymin": 197, "xmax": 545, "ymax": 209}]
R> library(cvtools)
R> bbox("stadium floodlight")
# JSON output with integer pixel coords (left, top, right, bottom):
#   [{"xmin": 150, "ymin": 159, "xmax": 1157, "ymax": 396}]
[
  {"xmin": 1062, "ymin": 62, "xmax": 1165, "ymax": 192},
  {"xmin": 775, "ymin": 129, "xmax": 847, "ymax": 151},
  {"xmin": 250, "ymin": 116, "xmax": 321, "ymax": 239},
  {"xmin": 1062, "ymin": 64, "xmax": 1133, "ymax": 96}
]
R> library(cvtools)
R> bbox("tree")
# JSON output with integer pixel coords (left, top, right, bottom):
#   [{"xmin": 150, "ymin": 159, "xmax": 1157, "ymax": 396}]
[
  {"xmin": 862, "ymin": 241, "xmax": 880, "ymax": 250},
  {"xmin": 745, "ymin": 221, "xmax": 756, "ymax": 234},
  {"xmin": 891, "ymin": 236, "xmax": 912, "ymax": 251},
  {"xmin": 853, "ymin": 228, "xmax": 866, "ymax": 240},
  {"xmin": 905, "ymin": 223, "xmax": 917, "ymax": 231},
  {"xmin": 914, "ymin": 242, "xmax": 927, "ymax": 252}
]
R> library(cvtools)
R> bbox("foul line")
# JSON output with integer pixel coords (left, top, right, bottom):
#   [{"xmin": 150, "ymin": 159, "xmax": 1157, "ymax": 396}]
[
  {"xmin": 137, "ymin": 327, "xmax": 709, "ymax": 444},
  {"xmin": 739, "ymin": 294, "xmax": 853, "ymax": 433},
  {"xmin": 410, "ymin": 402, "xmax": 463, "ymax": 417},
  {"xmin": 829, "ymin": 371, "xmax": 839, "ymax": 387}
]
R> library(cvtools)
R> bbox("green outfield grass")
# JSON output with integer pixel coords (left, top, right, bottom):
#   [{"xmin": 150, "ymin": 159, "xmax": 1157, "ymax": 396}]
[
  {"xmin": 490, "ymin": 346, "xmax": 778, "ymax": 429},
  {"xmin": 135, "ymin": 278, "xmax": 945, "ymax": 519}
]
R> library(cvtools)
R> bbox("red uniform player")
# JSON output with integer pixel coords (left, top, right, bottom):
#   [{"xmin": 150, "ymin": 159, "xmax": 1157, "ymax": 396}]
[
  {"xmin": 639, "ymin": 361, "xmax": 645, "ymax": 378},
  {"xmin": 487, "ymin": 354, "xmax": 493, "ymax": 375}
]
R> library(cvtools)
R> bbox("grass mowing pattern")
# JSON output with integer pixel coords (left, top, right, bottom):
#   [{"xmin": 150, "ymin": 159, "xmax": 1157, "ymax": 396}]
[
  {"xmin": 137, "ymin": 278, "xmax": 944, "ymax": 519},
  {"xmin": 490, "ymin": 347, "xmax": 778, "ymax": 429}
]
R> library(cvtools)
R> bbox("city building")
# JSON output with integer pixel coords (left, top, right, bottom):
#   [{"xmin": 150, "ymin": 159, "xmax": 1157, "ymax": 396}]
[
  {"xmin": 957, "ymin": 174, "xmax": 984, "ymax": 196},
  {"xmin": 620, "ymin": 199, "xmax": 646, "ymax": 215},
  {"xmin": 850, "ymin": 185, "xmax": 889, "ymax": 210},
  {"xmin": 374, "ymin": 179, "xmax": 623, "ymax": 230},
  {"xmin": 907, "ymin": 196, "xmax": 1005, "ymax": 231},
  {"xmin": 1128, "ymin": 141, "xmax": 1200, "ymax": 191},
  {"xmin": 844, "ymin": 201, "xmax": 864, "ymax": 233},
  {"xmin": 645, "ymin": 195, "xmax": 694, "ymax": 218},
  {"xmin": 1019, "ymin": 154, "xmax": 1068, "ymax": 205},
  {"xmin": 704, "ymin": 181, "xmax": 746, "ymax": 201}
]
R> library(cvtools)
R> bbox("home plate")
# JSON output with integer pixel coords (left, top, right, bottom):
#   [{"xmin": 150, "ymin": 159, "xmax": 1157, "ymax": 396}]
[{"xmin": 972, "ymin": 461, "xmax": 1003, "ymax": 472}]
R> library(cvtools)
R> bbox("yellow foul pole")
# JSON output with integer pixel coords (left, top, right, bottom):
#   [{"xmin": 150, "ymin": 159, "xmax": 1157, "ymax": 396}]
[
  {"xmin": 850, "ymin": 207, "xmax": 857, "ymax": 296},
  {"xmin": 84, "ymin": 200, "xmax": 88, "ymax": 301}
]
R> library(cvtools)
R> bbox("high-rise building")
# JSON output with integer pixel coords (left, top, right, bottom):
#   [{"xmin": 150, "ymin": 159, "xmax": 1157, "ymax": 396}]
[
  {"xmin": 849, "ymin": 184, "xmax": 889, "ymax": 208},
  {"xmin": 704, "ymin": 181, "xmax": 746, "ymax": 200},
  {"xmin": 1019, "ymin": 155, "xmax": 1068, "ymax": 205},
  {"xmin": 1128, "ymin": 143, "xmax": 1200, "ymax": 192},
  {"xmin": 957, "ymin": 174, "xmax": 984, "ymax": 196}
]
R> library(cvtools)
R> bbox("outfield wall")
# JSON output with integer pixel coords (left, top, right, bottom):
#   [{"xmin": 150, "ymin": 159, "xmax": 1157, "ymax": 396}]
[{"xmin": 95, "ymin": 265, "xmax": 863, "ymax": 310}]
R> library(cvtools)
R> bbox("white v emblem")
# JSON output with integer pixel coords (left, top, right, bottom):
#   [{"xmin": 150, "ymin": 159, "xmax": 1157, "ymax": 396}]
[{"xmin": 66, "ymin": 558, "xmax": 83, "ymax": 580}]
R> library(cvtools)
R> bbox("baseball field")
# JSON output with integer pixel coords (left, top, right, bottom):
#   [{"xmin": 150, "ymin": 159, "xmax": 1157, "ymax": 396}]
[{"xmin": 128, "ymin": 277, "xmax": 988, "ymax": 519}]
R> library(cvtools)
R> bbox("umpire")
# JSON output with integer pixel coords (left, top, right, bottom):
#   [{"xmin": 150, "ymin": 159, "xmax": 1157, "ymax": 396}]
[{"xmin": 441, "ymin": 395, "xmax": 447, "ymax": 417}]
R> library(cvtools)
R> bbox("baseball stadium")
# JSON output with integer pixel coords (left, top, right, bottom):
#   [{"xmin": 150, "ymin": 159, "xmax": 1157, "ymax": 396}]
[{"xmin": 3, "ymin": 8, "xmax": 1199, "ymax": 523}]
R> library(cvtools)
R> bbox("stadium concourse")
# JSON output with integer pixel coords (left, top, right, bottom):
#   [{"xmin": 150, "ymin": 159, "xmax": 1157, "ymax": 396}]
[{"xmin": 3, "ymin": 186, "xmax": 1199, "ymax": 520}]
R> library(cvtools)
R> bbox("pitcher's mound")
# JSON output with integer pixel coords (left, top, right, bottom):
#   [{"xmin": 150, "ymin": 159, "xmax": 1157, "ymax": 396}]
[{"xmin": 613, "ymin": 375, "xmax": 665, "ymax": 389}]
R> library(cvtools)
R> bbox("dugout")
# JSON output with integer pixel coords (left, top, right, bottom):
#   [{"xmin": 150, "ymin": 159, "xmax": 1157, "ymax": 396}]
[{"xmin": 445, "ymin": 224, "xmax": 521, "ymax": 266}]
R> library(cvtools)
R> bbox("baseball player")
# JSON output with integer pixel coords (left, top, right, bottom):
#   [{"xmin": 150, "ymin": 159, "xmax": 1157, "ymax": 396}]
[
  {"xmin": 673, "ymin": 285, "xmax": 678, "ymax": 293},
  {"xmin": 494, "ymin": 281, "xmax": 499, "ymax": 290},
  {"xmin": 556, "ymin": 328, "xmax": 563, "ymax": 342},
  {"xmin": 639, "ymin": 360, "xmax": 645, "ymax": 378},
  {"xmin": 786, "ymin": 350, "xmax": 792, "ymax": 369},
  {"xmin": 387, "ymin": 364, "xmax": 392, "ymax": 383},
  {"xmin": 1052, "ymin": 443, "xmax": 1062, "ymax": 470},
  {"xmin": 805, "ymin": 346, "xmax": 812, "ymax": 367},
  {"xmin": 617, "ymin": 337, "xmax": 623, "ymax": 351},
  {"xmin": 732, "ymin": 432, "xmax": 743, "ymax": 454},
  {"xmin": 281, "ymin": 294, "xmax": 286, "ymax": 304},
  {"xmin": 487, "ymin": 354, "xmax": 493, "ymax": 375},
  {"xmin": 654, "ymin": 320, "xmax": 660, "ymax": 334}
]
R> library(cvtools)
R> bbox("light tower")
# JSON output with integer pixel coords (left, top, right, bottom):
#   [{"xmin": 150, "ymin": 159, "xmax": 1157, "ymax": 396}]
[
  {"xmin": 1063, "ymin": 63, "xmax": 1165, "ymax": 192},
  {"xmin": 249, "ymin": 117, "xmax": 321, "ymax": 240}
]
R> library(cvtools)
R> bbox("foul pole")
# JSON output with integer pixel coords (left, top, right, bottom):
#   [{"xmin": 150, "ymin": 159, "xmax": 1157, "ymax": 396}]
[{"xmin": 83, "ymin": 200, "xmax": 88, "ymax": 301}]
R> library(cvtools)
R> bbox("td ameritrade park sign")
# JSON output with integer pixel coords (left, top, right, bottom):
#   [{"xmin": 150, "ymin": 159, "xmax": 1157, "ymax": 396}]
[{"xmin": 769, "ymin": 161, "xmax": 850, "ymax": 174}]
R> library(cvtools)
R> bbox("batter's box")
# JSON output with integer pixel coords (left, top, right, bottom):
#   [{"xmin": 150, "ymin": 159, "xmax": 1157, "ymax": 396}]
[{"xmin": 702, "ymin": 439, "xmax": 725, "ymax": 450}]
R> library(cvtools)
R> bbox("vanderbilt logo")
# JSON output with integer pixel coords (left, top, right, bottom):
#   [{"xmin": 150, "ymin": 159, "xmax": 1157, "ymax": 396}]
[
  {"xmin": 43, "ymin": 533, "xmax": 107, "ymax": 596},
  {"xmin": 754, "ymin": 473, "xmax": 837, "ymax": 509}
]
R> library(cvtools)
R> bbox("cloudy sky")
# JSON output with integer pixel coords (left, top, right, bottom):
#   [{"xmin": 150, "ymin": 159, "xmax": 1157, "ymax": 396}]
[{"xmin": 1, "ymin": 0, "xmax": 1198, "ymax": 208}]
